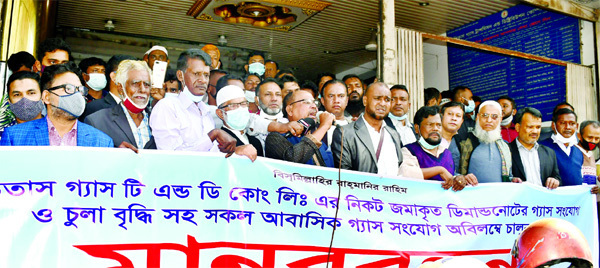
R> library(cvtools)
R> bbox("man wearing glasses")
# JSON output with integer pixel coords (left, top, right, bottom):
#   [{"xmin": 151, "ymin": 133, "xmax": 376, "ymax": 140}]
[
  {"xmin": 331, "ymin": 82, "xmax": 403, "ymax": 176},
  {"xmin": 215, "ymin": 85, "xmax": 262, "ymax": 157},
  {"xmin": 456, "ymin": 101, "xmax": 513, "ymax": 184},
  {"xmin": 265, "ymin": 90, "xmax": 335, "ymax": 167},
  {"xmin": 1, "ymin": 63, "xmax": 113, "ymax": 147}
]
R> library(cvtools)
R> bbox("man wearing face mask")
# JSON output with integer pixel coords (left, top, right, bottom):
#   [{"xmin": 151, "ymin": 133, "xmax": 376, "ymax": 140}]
[
  {"xmin": 497, "ymin": 95, "xmax": 518, "ymax": 142},
  {"xmin": 1, "ymin": 72, "xmax": 44, "ymax": 139},
  {"xmin": 0, "ymin": 63, "xmax": 112, "ymax": 147},
  {"xmin": 244, "ymin": 73, "xmax": 261, "ymax": 114},
  {"xmin": 388, "ymin": 85, "xmax": 417, "ymax": 145},
  {"xmin": 576, "ymin": 121, "xmax": 600, "ymax": 193},
  {"xmin": 216, "ymin": 85, "xmax": 263, "ymax": 157},
  {"xmin": 399, "ymin": 106, "xmax": 466, "ymax": 191},
  {"xmin": 540, "ymin": 109, "xmax": 584, "ymax": 186},
  {"xmin": 149, "ymin": 49, "xmax": 256, "ymax": 161},
  {"xmin": 244, "ymin": 51, "xmax": 265, "ymax": 77},
  {"xmin": 79, "ymin": 57, "xmax": 108, "ymax": 103},
  {"xmin": 80, "ymin": 55, "xmax": 137, "ymax": 122},
  {"xmin": 85, "ymin": 60, "xmax": 156, "ymax": 150},
  {"xmin": 452, "ymin": 86, "xmax": 476, "ymax": 139},
  {"xmin": 6, "ymin": 72, "xmax": 44, "ymax": 124}
]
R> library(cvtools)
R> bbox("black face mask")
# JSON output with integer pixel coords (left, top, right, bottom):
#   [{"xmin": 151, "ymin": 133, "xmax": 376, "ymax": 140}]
[{"xmin": 580, "ymin": 137, "xmax": 599, "ymax": 151}]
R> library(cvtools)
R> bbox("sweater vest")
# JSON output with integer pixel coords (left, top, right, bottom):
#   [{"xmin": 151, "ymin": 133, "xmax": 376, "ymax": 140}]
[
  {"xmin": 539, "ymin": 140, "xmax": 583, "ymax": 186},
  {"xmin": 405, "ymin": 143, "xmax": 454, "ymax": 181}
]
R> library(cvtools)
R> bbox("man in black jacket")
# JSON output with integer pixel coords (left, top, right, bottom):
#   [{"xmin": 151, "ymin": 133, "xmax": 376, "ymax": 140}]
[{"xmin": 509, "ymin": 107, "xmax": 561, "ymax": 189}]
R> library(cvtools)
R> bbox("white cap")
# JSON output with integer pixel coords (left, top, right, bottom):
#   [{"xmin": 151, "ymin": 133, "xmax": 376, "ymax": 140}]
[
  {"xmin": 478, "ymin": 100, "xmax": 502, "ymax": 113},
  {"xmin": 216, "ymin": 85, "xmax": 245, "ymax": 107},
  {"xmin": 145, "ymin": 45, "xmax": 168, "ymax": 56}
]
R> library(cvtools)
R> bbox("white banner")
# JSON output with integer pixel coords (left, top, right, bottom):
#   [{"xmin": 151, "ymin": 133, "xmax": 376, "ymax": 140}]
[{"xmin": 0, "ymin": 147, "xmax": 597, "ymax": 267}]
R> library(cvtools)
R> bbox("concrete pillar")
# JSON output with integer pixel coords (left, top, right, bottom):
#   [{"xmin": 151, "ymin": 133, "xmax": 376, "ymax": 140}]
[
  {"xmin": 381, "ymin": 0, "xmax": 397, "ymax": 84},
  {"xmin": 596, "ymin": 21, "xmax": 600, "ymax": 119}
]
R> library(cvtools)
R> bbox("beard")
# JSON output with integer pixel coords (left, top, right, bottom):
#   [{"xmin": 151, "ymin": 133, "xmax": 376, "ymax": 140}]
[
  {"xmin": 473, "ymin": 122, "xmax": 502, "ymax": 144},
  {"xmin": 425, "ymin": 134, "xmax": 441, "ymax": 145},
  {"xmin": 50, "ymin": 105, "xmax": 77, "ymax": 121},
  {"xmin": 258, "ymin": 100, "xmax": 281, "ymax": 116},
  {"xmin": 346, "ymin": 99, "xmax": 364, "ymax": 117}
]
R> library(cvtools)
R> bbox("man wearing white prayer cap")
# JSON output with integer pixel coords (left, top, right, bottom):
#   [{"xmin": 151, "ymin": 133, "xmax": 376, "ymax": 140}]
[
  {"xmin": 215, "ymin": 85, "xmax": 263, "ymax": 156},
  {"xmin": 143, "ymin": 45, "xmax": 169, "ymax": 70},
  {"xmin": 456, "ymin": 100, "xmax": 516, "ymax": 184},
  {"xmin": 143, "ymin": 45, "xmax": 171, "ymax": 106}
]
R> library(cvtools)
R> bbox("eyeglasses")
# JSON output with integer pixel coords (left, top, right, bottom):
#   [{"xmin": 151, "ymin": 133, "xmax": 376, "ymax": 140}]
[
  {"xmin": 47, "ymin": 84, "xmax": 88, "ymax": 96},
  {"xmin": 219, "ymin": 101, "xmax": 249, "ymax": 110},
  {"xmin": 480, "ymin": 113, "xmax": 500, "ymax": 120},
  {"xmin": 289, "ymin": 98, "xmax": 319, "ymax": 106}
]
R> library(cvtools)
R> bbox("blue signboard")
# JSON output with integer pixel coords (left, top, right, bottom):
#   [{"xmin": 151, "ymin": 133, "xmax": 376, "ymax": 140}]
[{"xmin": 447, "ymin": 4, "xmax": 580, "ymax": 120}]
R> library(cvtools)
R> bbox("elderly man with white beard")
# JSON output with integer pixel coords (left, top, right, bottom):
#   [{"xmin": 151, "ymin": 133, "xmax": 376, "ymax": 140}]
[{"xmin": 456, "ymin": 100, "xmax": 514, "ymax": 184}]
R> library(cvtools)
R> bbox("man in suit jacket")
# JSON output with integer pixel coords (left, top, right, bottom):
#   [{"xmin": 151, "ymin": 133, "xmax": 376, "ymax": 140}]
[
  {"xmin": 80, "ymin": 55, "xmax": 136, "ymax": 121},
  {"xmin": 0, "ymin": 63, "xmax": 113, "ymax": 147},
  {"xmin": 85, "ymin": 60, "xmax": 155, "ymax": 149},
  {"xmin": 331, "ymin": 82, "xmax": 403, "ymax": 176},
  {"xmin": 509, "ymin": 107, "xmax": 561, "ymax": 188}
]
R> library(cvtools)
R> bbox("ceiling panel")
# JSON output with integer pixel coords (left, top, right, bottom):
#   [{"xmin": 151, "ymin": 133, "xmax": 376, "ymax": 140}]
[{"xmin": 56, "ymin": 0, "xmax": 518, "ymax": 80}]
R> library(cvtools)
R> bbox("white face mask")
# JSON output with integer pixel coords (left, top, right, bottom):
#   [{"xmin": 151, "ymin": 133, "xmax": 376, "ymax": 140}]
[
  {"xmin": 87, "ymin": 73, "xmax": 107, "ymax": 91},
  {"xmin": 165, "ymin": 92, "xmax": 179, "ymax": 98},
  {"xmin": 245, "ymin": 90, "xmax": 256, "ymax": 103},
  {"xmin": 501, "ymin": 115, "xmax": 513, "ymax": 126},
  {"xmin": 465, "ymin": 99, "xmax": 476, "ymax": 113},
  {"xmin": 418, "ymin": 136, "xmax": 440, "ymax": 150},
  {"xmin": 553, "ymin": 129, "xmax": 578, "ymax": 145},
  {"xmin": 181, "ymin": 86, "xmax": 205, "ymax": 103}
]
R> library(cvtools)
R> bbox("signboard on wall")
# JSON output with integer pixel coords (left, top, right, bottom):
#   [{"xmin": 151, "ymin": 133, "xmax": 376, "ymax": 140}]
[{"xmin": 447, "ymin": 4, "xmax": 581, "ymax": 120}]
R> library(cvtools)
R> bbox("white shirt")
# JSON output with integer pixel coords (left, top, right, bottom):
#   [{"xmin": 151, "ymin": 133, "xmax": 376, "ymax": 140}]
[
  {"xmin": 109, "ymin": 92, "xmax": 122, "ymax": 104},
  {"xmin": 149, "ymin": 92, "xmax": 218, "ymax": 151},
  {"xmin": 121, "ymin": 104, "xmax": 151, "ymax": 149},
  {"xmin": 390, "ymin": 118, "xmax": 417, "ymax": 145},
  {"xmin": 516, "ymin": 139, "xmax": 542, "ymax": 187},
  {"xmin": 362, "ymin": 116, "xmax": 399, "ymax": 176}
]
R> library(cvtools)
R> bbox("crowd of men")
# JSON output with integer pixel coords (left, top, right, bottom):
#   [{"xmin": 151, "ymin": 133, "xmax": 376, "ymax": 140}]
[{"xmin": 2, "ymin": 38, "xmax": 600, "ymax": 195}]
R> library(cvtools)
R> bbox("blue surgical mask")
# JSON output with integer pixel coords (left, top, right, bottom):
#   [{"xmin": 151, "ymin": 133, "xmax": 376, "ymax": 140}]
[
  {"xmin": 388, "ymin": 112, "xmax": 408, "ymax": 122},
  {"xmin": 248, "ymin": 62, "xmax": 265, "ymax": 77},
  {"xmin": 418, "ymin": 136, "xmax": 440, "ymax": 150},
  {"xmin": 224, "ymin": 107, "xmax": 251, "ymax": 131},
  {"xmin": 465, "ymin": 99, "xmax": 475, "ymax": 113}
]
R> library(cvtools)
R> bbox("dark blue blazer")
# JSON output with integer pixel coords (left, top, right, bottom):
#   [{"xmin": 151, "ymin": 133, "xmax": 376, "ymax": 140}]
[{"xmin": 0, "ymin": 117, "xmax": 113, "ymax": 147}]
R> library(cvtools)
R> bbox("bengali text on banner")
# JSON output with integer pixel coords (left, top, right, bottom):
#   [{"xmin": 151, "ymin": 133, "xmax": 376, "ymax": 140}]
[{"xmin": 0, "ymin": 147, "xmax": 597, "ymax": 267}]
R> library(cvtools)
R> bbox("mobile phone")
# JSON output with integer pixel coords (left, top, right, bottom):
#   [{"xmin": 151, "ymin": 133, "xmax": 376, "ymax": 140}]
[{"xmin": 152, "ymin": 60, "xmax": 168, "ymax": 88}]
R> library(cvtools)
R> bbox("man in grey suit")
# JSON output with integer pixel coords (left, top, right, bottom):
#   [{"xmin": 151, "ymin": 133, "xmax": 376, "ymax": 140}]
[
  {"xmin": 85, "ymin": 60, "xmax": 155, "ymax": 150},
  {"xmin": 331, "ymin": 82, "xmax": 403, "ymax": 176}
]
